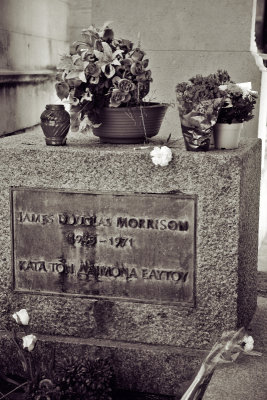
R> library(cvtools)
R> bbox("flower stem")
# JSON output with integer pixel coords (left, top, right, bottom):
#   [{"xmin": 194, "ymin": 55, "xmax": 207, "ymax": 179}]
[
  {"xmin": 139, "ymin": 105, "xmax": 148, "ymax": 143},
  {"xmin": 4, "ymin": 327, "xmax": 29, "ymax": 374},
  {"xmin": 0, "ymin": 381, "xmax": 28, "ymax": 400}
]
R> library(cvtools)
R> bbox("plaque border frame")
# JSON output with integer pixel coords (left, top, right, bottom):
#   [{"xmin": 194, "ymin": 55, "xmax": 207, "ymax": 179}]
[{"xmin": 10, "ymin": 186, "xmax": 197, "ymax": 308}]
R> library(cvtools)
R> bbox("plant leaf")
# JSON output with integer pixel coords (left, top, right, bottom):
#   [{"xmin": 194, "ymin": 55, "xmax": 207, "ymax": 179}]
[
  {"xmin": 66, "ymin": 71, "xmax": 78, "ymax": 79},
  {"xmin": 55, "ymin": 82, "xmax": 70, "ymax": 100},
  {"xmin": 72, "ymin": 54, "xmax": 81, "ymax": 64},
  {"xmin": 78, "ymin": 71, "xmax": 87, "ymax": 82},
  {"xmin": 57, "ymin": 54, "xmax": 73, "ymax": 71}
]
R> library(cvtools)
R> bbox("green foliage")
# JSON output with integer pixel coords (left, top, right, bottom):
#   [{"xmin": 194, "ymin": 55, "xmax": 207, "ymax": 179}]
[
  {"xmin": 54, "ymin": 356, "xmax": 114, "ymax": 400},
  {"xmin": 217, "ymin": 84, "xmax": 258, "ymax": 123},
  {"xmin": 175, "ymin": 70, "xmax": 231, "ymax": 113}
]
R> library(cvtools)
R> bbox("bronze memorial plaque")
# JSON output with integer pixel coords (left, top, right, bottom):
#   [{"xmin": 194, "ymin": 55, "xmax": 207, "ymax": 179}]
[{"xmin": 11, "ymin": 188, "xmax": 196, "ymax": 305}]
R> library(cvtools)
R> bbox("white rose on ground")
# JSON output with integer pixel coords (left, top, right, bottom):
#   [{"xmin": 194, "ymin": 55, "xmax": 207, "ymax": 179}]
[
  {"xmin": 22, "ymin": 334, "xmax": 37, "ymax": 351},
  {"xmin": 150, "ymin": 146, "xmax": 172, "ymax": 167},
  {"xmin": 243, "ymin": 335, "xmax": 254, "ymax": 352},
  {"xmin": 12, "ymin": 309, "xmax": 30, "ymax": 325}
]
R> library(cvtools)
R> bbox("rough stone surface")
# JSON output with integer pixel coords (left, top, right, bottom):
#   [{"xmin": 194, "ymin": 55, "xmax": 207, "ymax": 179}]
[
  {"xmin": 203, "ymin": 354, "xmax": 267, "ymax": 400},
  {"xmin": 0, "ymin": 127, "xmax": 261, "ymax": 396},
  {"xmin": 203, "ymin": 296, "xmax": 267, "ymax": 400},
  {"xmin": 0, "ymin": 331, "xmax": 204, "ymax": 398}
]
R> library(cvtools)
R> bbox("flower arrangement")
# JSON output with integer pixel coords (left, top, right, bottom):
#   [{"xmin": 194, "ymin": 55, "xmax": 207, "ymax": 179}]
[
  {"xmin": 55, "ymin": 22, "xmax": 153, "ymax": 133},
  {"xmin": 176, "ymin": 70, "xmax": 231, "ymax": 115},
  {"xmin": 175, "ymin": 70, "xmax": 231, "ymax": 150},
  {"xmin": 217, "ymin": 82, "xmax": 258, "ymax": 124}
]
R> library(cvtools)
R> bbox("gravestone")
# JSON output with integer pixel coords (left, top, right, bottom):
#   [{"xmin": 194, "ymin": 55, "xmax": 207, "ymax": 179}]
[{"xmin": 0, "ymin": 129, "xmax": 261, "ymax": 398}]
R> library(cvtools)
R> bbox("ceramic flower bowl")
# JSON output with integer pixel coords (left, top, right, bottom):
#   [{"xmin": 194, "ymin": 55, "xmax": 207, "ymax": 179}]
[{"xmin": 92, "ymin": 102, "xmax": 169, "ymax": 144}]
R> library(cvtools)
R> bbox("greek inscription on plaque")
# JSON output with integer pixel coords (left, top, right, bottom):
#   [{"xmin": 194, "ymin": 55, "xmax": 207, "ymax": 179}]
[{"xmin": 11, "ymin": 188, "xmax": 196, "ymax": 305}]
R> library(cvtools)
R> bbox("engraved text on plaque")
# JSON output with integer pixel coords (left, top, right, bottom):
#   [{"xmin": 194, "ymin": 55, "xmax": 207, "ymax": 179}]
[{"xmin": 11, "ymin": 188, "xmax": 196, "ymax": 305}]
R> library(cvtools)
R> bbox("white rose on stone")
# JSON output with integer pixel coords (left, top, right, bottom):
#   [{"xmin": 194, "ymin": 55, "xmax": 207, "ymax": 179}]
[
  {"xmin": 22, "ymin": 334, "xmax": 37, "ymax": 351},
  {"xmin": 150, "ymin": 146, "xmax": 172, "ymax": 167},
  {"xmin": 12, "ymin": 309, "xmax": 30, "ymax": 325},
  {"xmin": 243, "ymin": 335, "xmax": 254, "ymax": 352}
]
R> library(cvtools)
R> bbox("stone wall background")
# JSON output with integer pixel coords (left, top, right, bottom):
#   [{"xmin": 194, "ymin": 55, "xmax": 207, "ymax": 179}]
[
  {"xmin": 91, "ymin": 0, "xmax": 263, "ymax": 140},
  {"xmin": 69, "ymin": 0, "xmax": 92, "ymax": 45},
  {"xmin": 0, "ymin": 0, "xmax": 70, "ymax": 135},
  {"xmin": 0, "ymin": 0, "xmax": 264, "ymax": 137},
  {"xmin": 0, "ymin": 0, "xmax": 267, "ymax": 243},
  {"xmin": 0, "ymin": 0, "xmax": 70, "ymax": 71}
]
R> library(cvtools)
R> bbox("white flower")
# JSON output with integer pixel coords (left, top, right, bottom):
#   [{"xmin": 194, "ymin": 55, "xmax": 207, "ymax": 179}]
[
  {"xmin": 94, "ymin": 42, "xmax": 123, "ymax": 78},
  {"xmin": 236, "ymin": 82, "xmax": 252, "ymax": 91},
  {"xmin": 22, "ymin": 334, "xmax": 37, "ymax": 351},
  {"xmin": 237, "ymin": 82, "xmax": 253, "ymax": 98},
  {"xmin": 236, "ymin": 82, "xmax": 258, "ymax": 98},
  {"xmin": 150, "ymin": 146, "xmax": 172, "ymax": 167},
  {"xmin": 12, "ymin": 309, "xmax": 30, "ymax": 325},
  {"xmin": 79, "ymin": 115, "xmax": 92, "ymax": 132},
  {"xmin": 243, "ymin": 335, "xmax": 254, "ymax": 352},
  {"xmin": 81, "ymin": 89, "xmax": 93, "ymax": 102}
]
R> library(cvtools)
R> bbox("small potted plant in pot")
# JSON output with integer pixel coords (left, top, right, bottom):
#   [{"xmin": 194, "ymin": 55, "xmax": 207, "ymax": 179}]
[
  {"xmin": 214, "ymin": 82, "xmax": 258, "ymax": 149},
  {"xmin": 175, "ymin": 70, "xmax": 230, "ymax": 151},
  {"xmin": 54, "ymin": 22, "xmax": 168, "ymax": 144}
]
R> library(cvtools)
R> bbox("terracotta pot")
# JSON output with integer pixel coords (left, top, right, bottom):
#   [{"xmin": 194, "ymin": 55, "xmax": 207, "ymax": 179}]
[
  {"xmin": 40, "ymin": 104, "xmax": 70, "ymax": 146},
  {"xmin": 213, "ymin": 123, "xmax": 243, "ymax": 150},
  {"xmin": 92, "ymin": 102, "xmax": 168, "ymax": 144}
]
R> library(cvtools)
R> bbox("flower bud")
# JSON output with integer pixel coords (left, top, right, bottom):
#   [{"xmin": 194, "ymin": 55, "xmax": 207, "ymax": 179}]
[
  {"xmin": 12, "ymin": 309, "xmax": 30, "ymax": 325},
  {"xmin": 102, "ymin": 28, "xmax": 114, "ymax": 42},
  {"xmin": 131, "ymin": 48, "xmax": 145, "ymax": 61},
  {"xmin": 22, "ymin": 334, "xmax": 37, "ymax": 351},
  {"xmin": 130, "ymin": 61, "xmax": 144, "ymax": 76},
  {"xmin": 110, "ymin": 89, "xmax": 129, "ymax": 107},
  {"xmin": 118, "ymin": 78, "xmax": 135, "ymax": 93},
  {"xmin": 243, "ymin": 335, "xmax": 254, "ymax": 352}
]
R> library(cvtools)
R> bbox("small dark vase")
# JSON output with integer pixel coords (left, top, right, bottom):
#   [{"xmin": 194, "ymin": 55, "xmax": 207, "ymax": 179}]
[{"xmin": 40, "ymin": 104, "xmax": 70, "ymax": 145}]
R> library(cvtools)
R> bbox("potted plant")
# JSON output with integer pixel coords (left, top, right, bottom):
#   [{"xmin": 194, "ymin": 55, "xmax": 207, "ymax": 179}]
[
  {"xmin": 214, "ymin": 82, "xmax": 258, "ymax": 149},
  {"xmin": 54, "ymin": 23, "xmax": 168, "ymax": 144},
  {"xmin": 175, "ymin": 70, "xmax": 230, "ymax": 151}
]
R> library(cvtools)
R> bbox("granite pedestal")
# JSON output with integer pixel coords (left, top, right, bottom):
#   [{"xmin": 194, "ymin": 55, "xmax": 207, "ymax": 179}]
[{"xmin": 0, "ymin": 128, "xmax": 261, "ymax": 397}]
